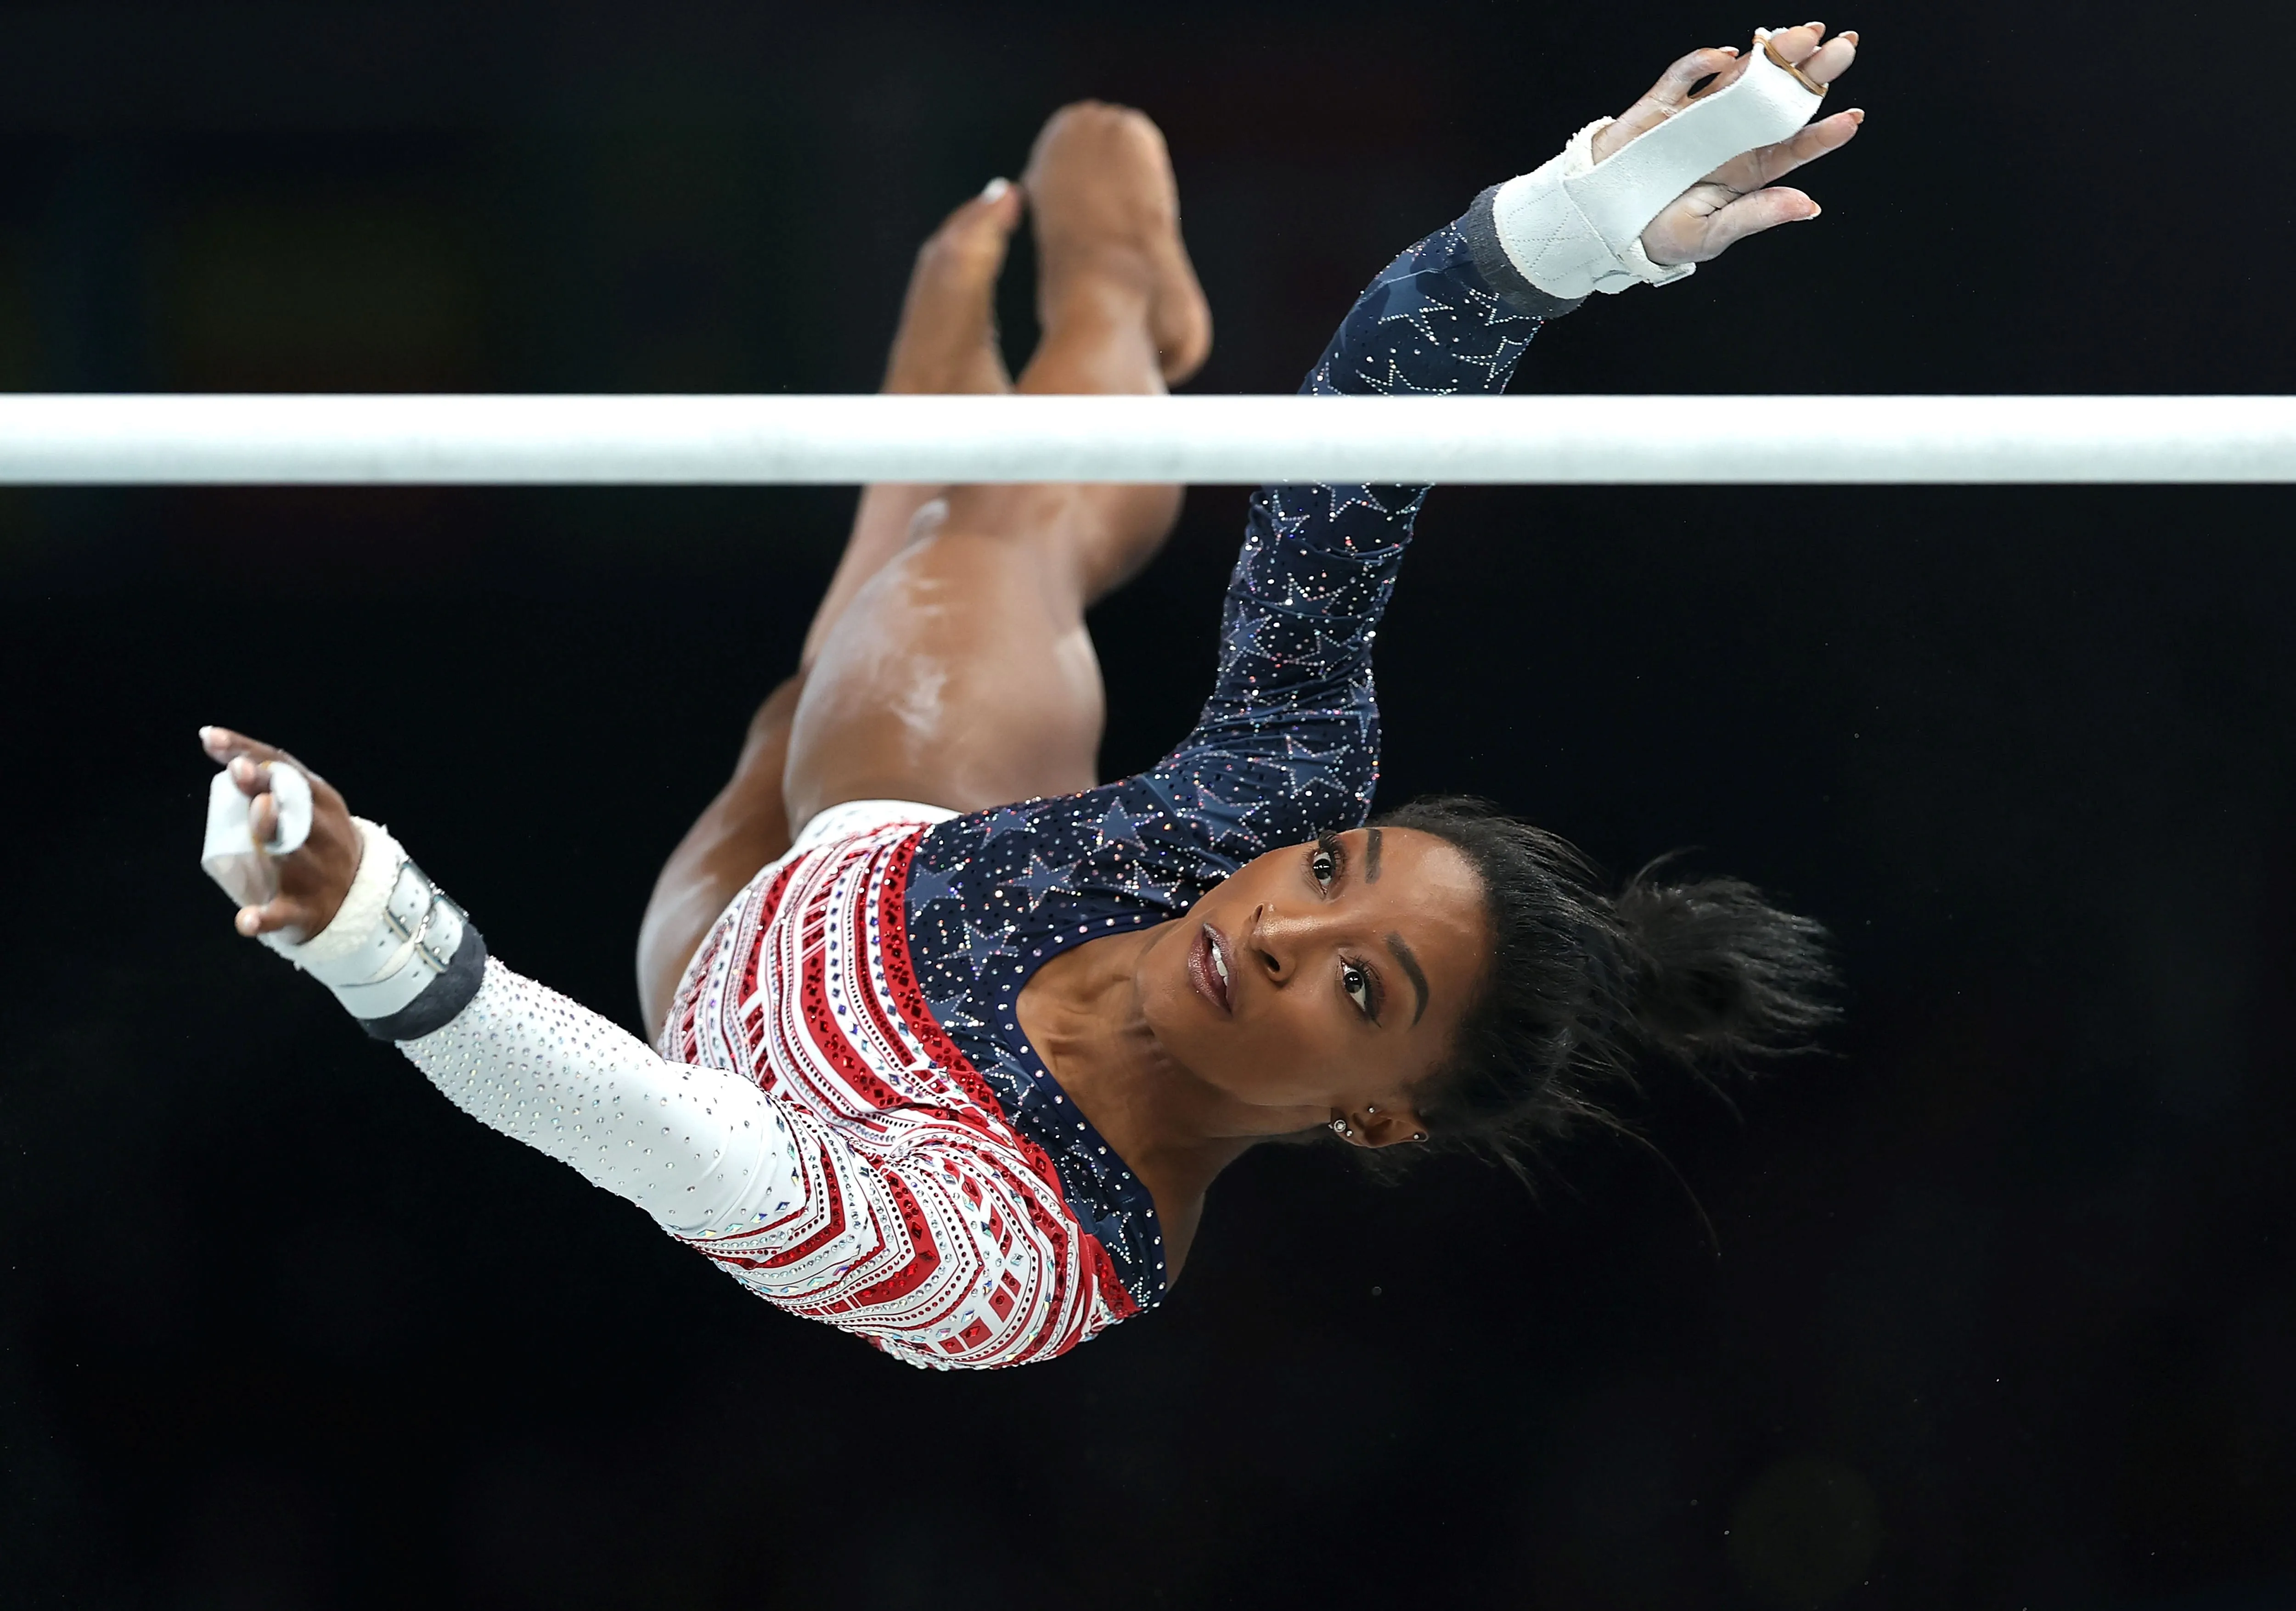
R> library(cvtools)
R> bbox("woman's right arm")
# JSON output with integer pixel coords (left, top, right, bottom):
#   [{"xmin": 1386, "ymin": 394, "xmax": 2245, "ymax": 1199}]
[
  {"xmin": 198, "ymin": 726, "xmax": 797, "ymax": 1234},
  {"xmin": 400, "ymin": 955, "xmax": 798, "ymax": 1235},
  {"xmin": 197, "ymin": 728, "xmax": 1110, "ymax": 1368}
]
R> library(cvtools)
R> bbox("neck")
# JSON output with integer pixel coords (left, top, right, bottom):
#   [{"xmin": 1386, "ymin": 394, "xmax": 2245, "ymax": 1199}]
[{"xmin": 1014, "ymin": 923, "xmax": 1264, "ymax": 1212}]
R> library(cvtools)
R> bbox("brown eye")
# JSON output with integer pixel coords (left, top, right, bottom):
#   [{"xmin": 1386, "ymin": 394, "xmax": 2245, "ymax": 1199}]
[
  {"xmin": 1311, "ymin": 847, "xmax": 1338, "ymax": 887},
  {"xmin": 1341, "ymin": 961, "xmax": 1373, "ymax": 1016}
]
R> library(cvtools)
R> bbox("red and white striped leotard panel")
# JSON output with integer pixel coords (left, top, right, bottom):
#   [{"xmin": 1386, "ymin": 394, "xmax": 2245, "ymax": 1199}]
[{"xmin": 654, "ymin": 814, "xmax": 1139, "ymax": 1368}]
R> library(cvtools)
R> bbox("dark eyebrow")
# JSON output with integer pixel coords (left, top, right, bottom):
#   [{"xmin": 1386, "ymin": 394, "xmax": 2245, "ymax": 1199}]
[
  {"xmin": 1365, "ymin": 827, "xmax": 1383, "ymax": 882},
  {"xmin": 1384, "ymin": 931, "xmax": 1428, "ymax": 1025}
]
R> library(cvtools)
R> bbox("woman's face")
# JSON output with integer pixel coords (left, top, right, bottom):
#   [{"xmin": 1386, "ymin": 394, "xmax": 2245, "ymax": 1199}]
[{"xmin": 1136, "ymin": 825, "xmax": 1490, "ymax": 1137}]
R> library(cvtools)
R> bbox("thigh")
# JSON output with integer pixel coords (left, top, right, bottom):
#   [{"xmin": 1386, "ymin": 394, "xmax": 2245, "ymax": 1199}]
[{"xmin": 782, "ymin": 487, "xmax": 1107, "ymax": 828}]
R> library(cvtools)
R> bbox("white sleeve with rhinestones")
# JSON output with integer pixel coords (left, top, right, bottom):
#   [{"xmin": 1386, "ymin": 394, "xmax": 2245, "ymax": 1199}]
[{"xmin": 398, "ymin": 956, "xmax": 797, "ymax": 1239}]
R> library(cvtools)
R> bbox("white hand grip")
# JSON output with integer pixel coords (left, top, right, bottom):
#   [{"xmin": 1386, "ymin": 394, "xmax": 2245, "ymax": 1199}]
[
  {"xmin": 199, "ymin": 763, "xmax": 314, "ymax": 908},
  {"xmin": 1491, "ymin": 34, "xmax": 1826, "ymax": 301}
]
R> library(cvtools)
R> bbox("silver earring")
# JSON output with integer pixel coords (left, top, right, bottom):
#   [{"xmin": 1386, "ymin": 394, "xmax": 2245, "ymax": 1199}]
[
  {"xmin": 1328, "ymin": 1117, "xmax": 1351, "ymax": 1138},
  {"xmin": 1366, "ymin": 1105, "xmax": 1378, "ymax": 1114},
  {"xmin": 1412, "ymin": 1131, "xmax": 1428, "ymax": 1143}
]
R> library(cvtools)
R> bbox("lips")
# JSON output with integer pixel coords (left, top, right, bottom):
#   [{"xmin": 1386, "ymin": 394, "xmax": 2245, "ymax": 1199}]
[{"xmin": 1189, "ymin": 921, "xmax": 1234, "ymax": 1014}]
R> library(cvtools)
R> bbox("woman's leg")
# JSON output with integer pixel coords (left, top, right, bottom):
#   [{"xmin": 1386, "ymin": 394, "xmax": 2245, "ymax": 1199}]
[
  {"xmin": 780, "ymin": 101, "xmax": 1208, "ymax": 822},
  {"xmin": 636, "ymin": 102, "xmax": 1209, "ymax": 1031},
  {"xmin": 635, "ymin": 183, "xmax": 1023, "ymax": 1028}
]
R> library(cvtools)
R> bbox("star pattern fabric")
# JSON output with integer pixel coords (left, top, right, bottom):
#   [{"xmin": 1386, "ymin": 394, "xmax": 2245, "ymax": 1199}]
[
  {"xmin": 902, "ymin": 212, "xmax": 1557, "ymax": 1309},
  {"xmin": 362, "ymin": 206, "xmax": 1570, "ymax": 1373}
]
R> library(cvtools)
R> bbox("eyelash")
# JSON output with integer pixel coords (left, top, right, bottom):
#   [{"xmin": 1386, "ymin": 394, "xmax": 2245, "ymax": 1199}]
[{"xmin": 1306, "ymin": 831, "xmax": 1381, "ymax": 1022}]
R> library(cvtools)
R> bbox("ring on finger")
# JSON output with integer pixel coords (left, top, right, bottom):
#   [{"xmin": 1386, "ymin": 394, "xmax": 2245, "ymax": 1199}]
[{"xmin": 1761, "ymin": 35, "xmax": 1830, "ymax": 95}]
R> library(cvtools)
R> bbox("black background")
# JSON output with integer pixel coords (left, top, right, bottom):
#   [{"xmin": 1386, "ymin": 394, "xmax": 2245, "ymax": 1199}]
[{"xmin": 5, "ymin": 3, "xmax": 2294, "ymax": 1607}]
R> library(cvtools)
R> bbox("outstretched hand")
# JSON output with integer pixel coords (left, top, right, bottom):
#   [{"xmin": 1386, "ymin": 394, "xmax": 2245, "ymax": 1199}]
[
  {"xmin": 1593, "ymin": 22, "xmax": 1864, "ymax": 268},
  {"xmin": 200, "ymin": 726, "xmax": 361, "ymax": 942}
]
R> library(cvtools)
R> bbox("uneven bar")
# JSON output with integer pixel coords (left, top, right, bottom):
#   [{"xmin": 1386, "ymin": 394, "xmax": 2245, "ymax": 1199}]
[{"xmin": 0, "ymin": 393, "xmax": 2292, "ymax": 484}]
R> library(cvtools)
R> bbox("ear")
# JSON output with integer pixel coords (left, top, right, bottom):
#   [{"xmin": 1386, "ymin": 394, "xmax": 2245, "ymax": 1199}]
[{"xmin": 1336, "ymin": 1100, "xmax": 1429, "ymax": 1149}]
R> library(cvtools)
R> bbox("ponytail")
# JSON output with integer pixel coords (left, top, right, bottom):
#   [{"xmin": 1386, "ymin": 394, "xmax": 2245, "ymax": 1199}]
[
  {"xmin": 1364, "ymin": 797, "xmax": 1837, "ymax": 1172},
  {"xmin": 1612, "ymin": 858, "xmax": 1836, "ymax": 1066}
]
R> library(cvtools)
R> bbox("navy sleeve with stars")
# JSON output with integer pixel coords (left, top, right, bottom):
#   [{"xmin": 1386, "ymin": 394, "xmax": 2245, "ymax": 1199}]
[
  {"xmin": 1146, "ymin": 206, "xmax": 1557, "ymax": 861},
  {"xmin": 898, "ymin": 205, "xmax": 1566, "ymax": 1312}
]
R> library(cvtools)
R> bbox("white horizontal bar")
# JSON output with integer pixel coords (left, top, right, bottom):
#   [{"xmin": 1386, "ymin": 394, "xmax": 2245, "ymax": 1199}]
[{"xmin": 0, "ymin": 394, "xmax": 2291, "ymax": 484}]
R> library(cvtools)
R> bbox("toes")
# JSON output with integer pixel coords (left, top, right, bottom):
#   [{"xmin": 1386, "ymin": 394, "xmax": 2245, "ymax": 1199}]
[
  {"xmin": 1025, "ymin": 99, "xmax": 1176, "ymax": 199},
  {"xmin": 969, "ymin": 176, "xmax": 1026, "ymax": 236},
  {"xmin": 1025, "ymin": 100, "xmax": 1121, "ymax": 177},
  {"xmin": 1111, "ymin": 105, "xmax": 1174, "ymax": 166},
  {"xmin": 920, "ymin": 182, "xmax": 1021, "ymax": 282},
  {"xmin": 887, "ymin": 182, "xmax": 1019, "ymax": 395}
]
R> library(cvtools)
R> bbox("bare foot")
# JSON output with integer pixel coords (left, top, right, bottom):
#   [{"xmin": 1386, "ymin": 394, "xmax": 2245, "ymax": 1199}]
[
  {"xmin": 884, "ymin": 178, "xmax": 1025, "ymax": 395},
  {"xmin": 1021, "ymin": 101, "xmax": 1213, "ymax": 387}
]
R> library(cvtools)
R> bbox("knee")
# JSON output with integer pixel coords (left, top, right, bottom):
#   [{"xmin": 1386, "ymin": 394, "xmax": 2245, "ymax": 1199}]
[{"xmin": 933, "ymin": 482, "xmax": 1181, "ymax": 602}]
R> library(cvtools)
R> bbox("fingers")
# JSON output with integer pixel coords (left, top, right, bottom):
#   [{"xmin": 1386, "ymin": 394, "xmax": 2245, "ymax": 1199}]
[
  {"xmin": 1600, "ymin": 25, "xmax": 1860, "ymax": 168},
  {"xmin": 200, "ymin": 724, "xmax": 336, "ymax": 806},
  {"xmin": 1595, "ymin": 44, "xmax": 1745, "ymax": 162},
  {"xmin": 1759, "ymin": 22, "xmax": 1858, "ymax": 84},
  {"xmin": 1648, "ymin": 44, "xmax": 1745, "ymax": 110},
  {"xmin": 206, "ymin": 726, "xmax": 288, "ymax": 802},
  {"xmin": 201, "ymin": 725, "xmax": 281, "ymax": 767},
  {"xmin": 1697, "ymin": 185, "xmax": 1823, "ymax": 256},
  {"xmin": 233, "ymin": 893, "xmax": 302, "ymax": 938},
  {"xmin": 1803, "ymin": 30, "xmax": 1858, "ymax": 84},
  {"xmin": 1727, "ymin": 107, "xmax": 1865, "ymax": 191},
  {"xmin": 200, "ymin": 722, "xmax": 359, "ymax": 945},
  {"xmin": 228, "ymin": 753, "xmax": 276, "ymax": 800}
]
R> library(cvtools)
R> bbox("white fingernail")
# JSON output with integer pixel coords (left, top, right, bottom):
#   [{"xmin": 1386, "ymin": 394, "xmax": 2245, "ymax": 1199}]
[
  {"xmin": 980, "ymin": 177, "xmax": 1010, "ymax": 202},
  {"xmin": 236, "ymin": 908, "xmax": 260, "ymax": 935}
]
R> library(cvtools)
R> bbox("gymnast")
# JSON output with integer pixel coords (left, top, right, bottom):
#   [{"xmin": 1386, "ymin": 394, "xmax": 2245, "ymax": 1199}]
[{"xmin": 200, "ymin": 25, "xmax": 1857, "ymax": 1368}]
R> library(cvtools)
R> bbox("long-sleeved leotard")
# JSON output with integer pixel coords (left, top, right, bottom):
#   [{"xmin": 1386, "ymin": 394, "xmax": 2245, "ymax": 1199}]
[{"xmin": 399, "ymin": 196, "xmax": 1562, "ymax": 1369}]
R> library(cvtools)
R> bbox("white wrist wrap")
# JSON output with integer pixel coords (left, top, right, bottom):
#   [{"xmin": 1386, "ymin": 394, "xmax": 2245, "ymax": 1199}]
[
  {"xmin": 265, "ymin": 817, "xmax": 474, "ymax": 1025},
  {"xmin": 1491, "ymin": 34, "xmax": 1826, "ymax": 300}
]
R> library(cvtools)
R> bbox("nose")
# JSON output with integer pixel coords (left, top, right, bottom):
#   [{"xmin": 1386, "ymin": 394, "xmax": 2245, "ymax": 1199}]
[{"xmin": 1246, "ymin": 900, "xmax": 1327, "ymax": 984}]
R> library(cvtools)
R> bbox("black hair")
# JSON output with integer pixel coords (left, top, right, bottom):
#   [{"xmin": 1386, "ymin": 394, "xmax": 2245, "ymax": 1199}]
[{"xmin": 1362, "ymin": 795, "xmax": 1837, "ymax": 1175}]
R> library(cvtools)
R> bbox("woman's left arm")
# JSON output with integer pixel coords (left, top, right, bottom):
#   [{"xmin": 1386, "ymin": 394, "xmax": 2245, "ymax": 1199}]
[{"xmin": 1154, "ymin": 25, "xmax": 1863, "ymax": 862}]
